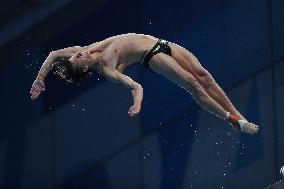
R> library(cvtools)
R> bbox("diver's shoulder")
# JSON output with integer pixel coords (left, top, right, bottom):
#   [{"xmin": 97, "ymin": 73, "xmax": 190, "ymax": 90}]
[{"xmin": 111, "ymin": 33, "xmax": 156, "ymax": 39}]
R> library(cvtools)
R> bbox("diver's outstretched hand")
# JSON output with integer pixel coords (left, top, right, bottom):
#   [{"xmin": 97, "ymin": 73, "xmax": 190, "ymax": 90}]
[
  {"xmin": 128, "ymin": 104, "xmax": 141, "ymax": 117},
  {"xmin": 30, "ymin": 78, "xmax": 45, "ymax": 100}
]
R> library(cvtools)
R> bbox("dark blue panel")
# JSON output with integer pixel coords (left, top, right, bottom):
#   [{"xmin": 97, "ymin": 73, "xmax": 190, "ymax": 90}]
[
  {"xmin": 233, "ymin": 79, "xmax": 263, "ymax": 171},
  {"xmin": 140, "ymin": 70, "xmax": 197, "ymax": 133},
  {"xmin": 274, "ymin": 61, "xmax": 284, "ymax": 174},
  {"xmin": 272, "ymin": 0, "xmax": 284, "ymax": 60},
  {"xmin": 0, "ymin": 52, "xmax": 49, "ymax": 189}
]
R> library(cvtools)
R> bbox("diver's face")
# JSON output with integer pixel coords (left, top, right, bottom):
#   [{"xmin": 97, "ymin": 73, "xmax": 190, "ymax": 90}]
[{"xmin": 69, "ymin": 51, "xmax": 92, "ymax": 67}]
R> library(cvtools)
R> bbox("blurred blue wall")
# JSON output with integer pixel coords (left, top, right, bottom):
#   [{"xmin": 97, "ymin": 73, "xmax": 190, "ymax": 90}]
[{"xmin": 0, "ymin": 0, "xmax": 283, "ymax": 188}]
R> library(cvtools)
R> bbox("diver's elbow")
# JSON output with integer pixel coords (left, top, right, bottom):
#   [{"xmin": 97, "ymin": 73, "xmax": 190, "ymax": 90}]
[{"xmin": 132, "ymin": 83, "xmax": 143, "ymax": 91}]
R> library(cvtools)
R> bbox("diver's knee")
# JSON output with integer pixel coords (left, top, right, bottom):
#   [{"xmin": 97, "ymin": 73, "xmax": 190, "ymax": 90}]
[
  {"xmin": 182, "ymin": 74, "xmax": 208, "ymax": 97},
  {"xmin": 183, "ymin": 74, "xmax": 201, "ymax": 90},
  {"xmin": 194, "ymin": 90, "xmax": 208, "ymax": 102},
  {"xmin": 197, "ymin": 70, "xmax": 215, "ymax": 89}
]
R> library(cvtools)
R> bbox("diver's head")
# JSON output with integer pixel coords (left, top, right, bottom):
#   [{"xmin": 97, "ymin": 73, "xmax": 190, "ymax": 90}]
[
  {"xmin": 69, "ymin": 51, "xmax": 93, "ymax": 67},
  {"xmin": 53, "ymin": 56, "xmax": 92, "ymax": 83}
]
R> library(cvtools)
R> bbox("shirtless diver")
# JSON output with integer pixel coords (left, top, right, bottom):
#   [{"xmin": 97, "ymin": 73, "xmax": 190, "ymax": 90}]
[{"xmin": 30, "ymin": 33, "xmax": 259, "ymax": 135}]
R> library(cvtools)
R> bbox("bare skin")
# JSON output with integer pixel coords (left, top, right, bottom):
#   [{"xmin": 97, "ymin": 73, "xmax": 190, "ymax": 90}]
[{"xmin": 30, "ymin": 33, "xmax": 259, "ymax": 135}]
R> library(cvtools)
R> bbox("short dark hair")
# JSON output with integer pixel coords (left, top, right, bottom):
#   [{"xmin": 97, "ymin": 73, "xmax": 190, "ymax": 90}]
[{"xmin": 53, "ymin": 58, "xmax": 92, "ymax": 83}]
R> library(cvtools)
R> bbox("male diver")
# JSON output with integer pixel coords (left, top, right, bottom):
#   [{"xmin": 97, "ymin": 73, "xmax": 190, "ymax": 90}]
[{"xmin": 30, "ymin": 33, "xmax": 259, "ymax": 135}]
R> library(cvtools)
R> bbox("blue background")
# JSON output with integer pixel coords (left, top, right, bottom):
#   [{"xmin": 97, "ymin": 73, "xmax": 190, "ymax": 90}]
[{"xmin": 0, "ymin": 0, "xmax": 284, "ymax": 188}]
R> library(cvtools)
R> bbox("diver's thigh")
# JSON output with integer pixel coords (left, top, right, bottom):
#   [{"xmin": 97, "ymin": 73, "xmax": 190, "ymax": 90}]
[
  {"xmin": 148, "ymin": 53, "xmax": 195, "ymax": 88},
  {"xmin": 169, "ymin": 43, "xmax": 206, "ymax": 75}
]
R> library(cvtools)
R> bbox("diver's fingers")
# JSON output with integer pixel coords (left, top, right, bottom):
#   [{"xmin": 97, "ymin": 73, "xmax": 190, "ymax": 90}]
[
  {"xmin": 33, "ymin": 85, "xmax": 42, "ymax": 92},
  {"xmin": 37, "ymin": 79, "xmax": 45, "ymax": 88},
  {"xmin": 33, "ymin": 91, "xmax": 41, "ymax": 100}
]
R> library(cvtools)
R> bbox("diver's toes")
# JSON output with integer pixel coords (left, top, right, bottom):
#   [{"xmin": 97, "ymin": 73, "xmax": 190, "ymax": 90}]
[
  {"xmin": 246, "ymin": 127, "xmax": 255, "ymax": 135},
  {"xmin": 252, "ymin": 128, "xmax": 258, "ymax": 134}
]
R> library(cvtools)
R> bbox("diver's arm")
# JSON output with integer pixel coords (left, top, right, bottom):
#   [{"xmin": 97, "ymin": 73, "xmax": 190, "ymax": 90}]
[
  {"xmin": 30, "ymin": 52, "xmax": 58, "ymax": 100},
  {"xmin": 85, "ymin": 37, "xmax": 115, "ymax": 53},
  {"xmin": 104, "ymin": 68, "xmax": 144, "ymax": 117},
  {"xmin": 37, "ymin": 52, "xmax": 58, "ymax": 81},
  {"xmin": 37, "ymin": 46, "xmax": 83, "ymax": 81},
  {"xmin": 30, "ymin": 46, "xmax": 83, "ymax": 101},
  {"xmin": 85, "ymin": 42, "xmax": 106, "ymax": 53},
  {"xmin": 116, "ymin": 71, "xmax": 143, "ymax": 105}
]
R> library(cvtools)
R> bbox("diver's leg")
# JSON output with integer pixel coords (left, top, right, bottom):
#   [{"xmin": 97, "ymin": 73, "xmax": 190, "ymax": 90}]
[
  {"xmin": 195, "ymin": 67, "xmax": 245, "ymax": 120},
  {"xmin": 148, "ymin": 53, "xmax": 228, "ymax": 120},
  {"xmin": 197, "ymin": 70, "xmax": 259, "ymax": 134},
  {"xmin": 169, "ymin": 43, "xmax": 245, "ymax": 120},
  {"xmin": 169, "ymin": 44, "xmax": 259, "ymax": 134},
  {"xmin": 149, "ymin": 53, "xmax": 258, "ymax": 134}
]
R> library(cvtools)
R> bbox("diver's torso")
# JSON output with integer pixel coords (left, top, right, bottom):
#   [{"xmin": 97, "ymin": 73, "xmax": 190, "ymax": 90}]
[{"xmin": 99, "ymin": 33, "xmax": 158, "ymax": 72}]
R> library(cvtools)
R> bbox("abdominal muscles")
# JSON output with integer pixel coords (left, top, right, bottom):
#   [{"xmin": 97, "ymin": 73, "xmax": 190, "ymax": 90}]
[{"xmin": 114, "ymin": 34, "xmax": 157, "ymax": 71}]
